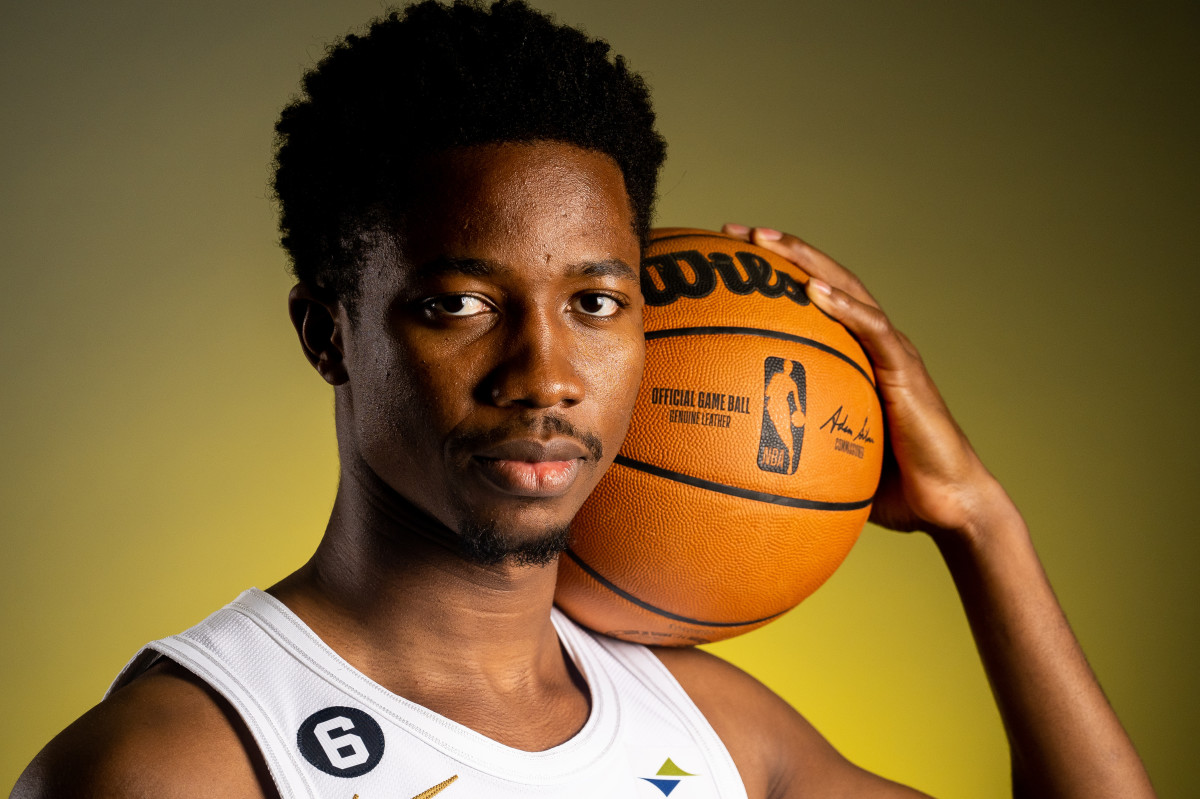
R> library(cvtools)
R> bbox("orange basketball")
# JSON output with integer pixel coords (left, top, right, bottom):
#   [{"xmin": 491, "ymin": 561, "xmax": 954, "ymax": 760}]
[{"xmin": 555, "ymin": 228, "xmax": 884, "ymax": 645}]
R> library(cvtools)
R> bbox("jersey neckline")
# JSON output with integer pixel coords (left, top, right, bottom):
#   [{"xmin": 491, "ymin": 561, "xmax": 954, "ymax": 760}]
[{"xmin": 228, "ymin": 587, "xmax": 622, "ymax": 784}]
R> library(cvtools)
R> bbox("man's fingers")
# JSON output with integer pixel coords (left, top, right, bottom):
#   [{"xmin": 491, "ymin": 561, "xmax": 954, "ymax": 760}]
[
  {"xmin": 722, "ymin": 223, "xmax": 881, "ymax": 310},
  {"xmin": 721, "ymin": 223, "xmax": 915, "ymax": 369},
  {"xmin": 753, "ymin": 228, "xmax": 881, "ymax": 309},
  {"xmin": 805, "ymin": 277, "xmax": 914, "ymax": 375}
]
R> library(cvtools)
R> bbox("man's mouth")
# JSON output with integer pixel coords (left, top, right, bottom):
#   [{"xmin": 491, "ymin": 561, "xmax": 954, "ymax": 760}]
[
  {"xmin": 472, "ymin": 439, "xmax": 590, "ymax": 497},
  {"xmin": 473, "ymin": 457, "xmax": 582, "ymax": 496}
]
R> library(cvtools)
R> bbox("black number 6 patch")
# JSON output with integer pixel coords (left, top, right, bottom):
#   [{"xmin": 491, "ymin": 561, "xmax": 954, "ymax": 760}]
[{"xmin": 297, "ymin": 706, "xmax": 385, "ymax": 777}]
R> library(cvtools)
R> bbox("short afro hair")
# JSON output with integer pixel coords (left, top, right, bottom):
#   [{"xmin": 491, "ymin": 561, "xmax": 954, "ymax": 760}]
[{"xmin": 272, "ymin": 0, "xmax": 667, "ymax": 315}]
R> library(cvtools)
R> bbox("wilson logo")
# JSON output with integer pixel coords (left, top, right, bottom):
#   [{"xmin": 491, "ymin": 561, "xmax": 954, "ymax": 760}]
[{"xmin": 641, "ymin": 249, "xmax": 811, "ymax": 308}]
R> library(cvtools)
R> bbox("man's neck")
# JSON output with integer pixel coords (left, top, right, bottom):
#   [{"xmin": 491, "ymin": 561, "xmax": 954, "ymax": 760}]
[{"xmin": 267, "ymin": 470, "xmax": 590, "ymax": 750}]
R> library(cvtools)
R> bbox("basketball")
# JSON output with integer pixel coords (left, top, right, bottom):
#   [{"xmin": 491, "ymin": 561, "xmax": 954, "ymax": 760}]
[{"xmin": 555, "ymin": 228, "xmax": 885, "ymax": 645}]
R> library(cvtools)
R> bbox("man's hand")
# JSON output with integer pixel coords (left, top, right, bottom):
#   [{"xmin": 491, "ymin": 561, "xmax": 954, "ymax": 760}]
[
  {"xmin": 717, "ymin": 223, "xmax": 1156, "ymax": 799},
  {"xmin": 722, "ymin": 224, "xmax": 1002, "ymax": 538}
]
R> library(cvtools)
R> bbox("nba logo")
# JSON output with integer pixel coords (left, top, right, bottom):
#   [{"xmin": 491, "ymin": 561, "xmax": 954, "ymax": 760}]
[{"xmin": 757, "ymin": 356, "xmax": 806, "ymax": 474}]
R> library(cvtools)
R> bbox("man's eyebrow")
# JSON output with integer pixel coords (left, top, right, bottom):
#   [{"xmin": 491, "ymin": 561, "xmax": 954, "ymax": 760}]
[
  {"xmin": 571, "ymin": 258, "xmax": 638, "ymax": 282},
  {"xmin": 413, "ymin": 256, "xmax": 511, "ymax": 278}
]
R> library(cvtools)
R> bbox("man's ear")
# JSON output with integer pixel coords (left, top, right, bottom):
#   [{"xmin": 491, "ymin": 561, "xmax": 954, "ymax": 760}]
[{"xmin": 288, "ymin": 283, "xmax": 349, "ymax": 385}]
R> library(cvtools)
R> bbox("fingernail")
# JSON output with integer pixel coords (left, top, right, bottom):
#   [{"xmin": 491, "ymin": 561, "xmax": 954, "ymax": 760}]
[
  {"xmin": 807, "ymin": 278, "xmax": 831, "ymax": 297},
  {"xmin": 723, "ymin": 223, "xmax": 749, "ymax": 235},
  {"xmin": 756, "ymin": 228, "xmax": 782, "ymax": 241}
]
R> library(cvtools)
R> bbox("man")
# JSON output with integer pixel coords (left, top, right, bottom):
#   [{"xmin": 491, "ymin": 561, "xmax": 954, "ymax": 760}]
[{"xmin": 14, "ymin": 1, "xmax": 1154, "ymax": 796}]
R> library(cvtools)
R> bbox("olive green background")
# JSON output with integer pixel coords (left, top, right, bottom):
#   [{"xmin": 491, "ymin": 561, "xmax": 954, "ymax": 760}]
[{"xmin": 3, "ymin": 1, "xmax": 1196, "ymax": 794}]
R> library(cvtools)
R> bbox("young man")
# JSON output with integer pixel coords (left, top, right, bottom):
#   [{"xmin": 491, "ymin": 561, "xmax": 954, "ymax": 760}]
[{"xmin": 14, "ymin": 2, "xmax": 1154, "ymax": 797}]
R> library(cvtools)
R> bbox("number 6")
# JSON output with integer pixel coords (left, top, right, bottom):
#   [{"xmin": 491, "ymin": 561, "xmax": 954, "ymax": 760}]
[{"xmin": 313, "ymin": 716, "xmax": 370, "ymax": 769}]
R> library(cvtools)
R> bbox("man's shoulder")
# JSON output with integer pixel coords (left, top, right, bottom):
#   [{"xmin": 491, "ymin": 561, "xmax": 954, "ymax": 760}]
[
  {"xmin": 649, "ymin": 646, "xmax": 927, "ymax": 799},
  {"xmin": 12, "ymin": 661, "xmax": 276, "ymax": 799},
  {"xmin": 651, "ymin": 644, "xmax": 801, "ymax": 736}
]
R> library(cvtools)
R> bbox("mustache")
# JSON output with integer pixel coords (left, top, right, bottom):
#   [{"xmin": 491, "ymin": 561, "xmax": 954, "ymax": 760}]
[{"xmin": 447, "ymin": 414, "xmax": 604, "ymax": 463}]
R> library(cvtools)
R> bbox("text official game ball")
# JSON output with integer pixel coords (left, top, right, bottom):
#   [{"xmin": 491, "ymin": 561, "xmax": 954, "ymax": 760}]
[{"xmin": 555, "ymin": 228, "xmax": 885, "ymax": 645}]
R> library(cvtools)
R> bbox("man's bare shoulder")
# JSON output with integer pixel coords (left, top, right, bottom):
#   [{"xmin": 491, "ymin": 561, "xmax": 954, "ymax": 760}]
[
  {"xmin": 652, "ymin": 646, "xmax": 928, "ymax": 799},
  {"xmin": 13, "ymin": 661, "xmax": 276, "ymax": 799}
]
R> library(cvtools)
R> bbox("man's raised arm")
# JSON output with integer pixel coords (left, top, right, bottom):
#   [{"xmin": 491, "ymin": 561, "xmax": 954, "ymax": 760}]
[{"xmin": 725, "ymin": 223, "xmax": 1155, "ymax": 798}]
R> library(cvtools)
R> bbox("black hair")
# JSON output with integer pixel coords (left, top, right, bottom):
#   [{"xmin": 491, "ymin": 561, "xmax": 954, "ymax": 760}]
[{"xmin": 272, "ymin": 0, "xmax": 667, "ymax": 315}]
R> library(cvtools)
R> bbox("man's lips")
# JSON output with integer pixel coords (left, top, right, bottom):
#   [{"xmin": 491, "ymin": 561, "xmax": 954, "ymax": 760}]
[
  {"xmin": 472, "ymin": 438, "xmax": 590, "ymax": 497},
  {"xmin": 474, "ymin": 438, "xmax": 591, "ymax": 462}
]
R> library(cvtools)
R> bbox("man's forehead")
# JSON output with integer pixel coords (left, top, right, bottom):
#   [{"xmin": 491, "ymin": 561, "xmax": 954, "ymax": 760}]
[
  {"xmin": 410, "ymin": 142, "xmax": 632, "ymax": 217},
  {"xmin": 412, "ymin": 255, "xmax": 639, "ymax": 283},
  {"xmin": 391, "ymin": 142, "xmax": 640, "ymax": 278}
]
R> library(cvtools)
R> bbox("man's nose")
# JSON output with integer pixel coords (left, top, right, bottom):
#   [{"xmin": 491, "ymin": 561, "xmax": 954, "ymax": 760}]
[{"xmin": 484, "ymin": 310, "xmax": 584, "ymax": 409}]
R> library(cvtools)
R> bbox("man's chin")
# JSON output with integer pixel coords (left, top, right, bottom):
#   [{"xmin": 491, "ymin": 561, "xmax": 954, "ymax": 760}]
[{"xmin": 455, "ymin": 521, "xmax": 572, "ymax": 567}]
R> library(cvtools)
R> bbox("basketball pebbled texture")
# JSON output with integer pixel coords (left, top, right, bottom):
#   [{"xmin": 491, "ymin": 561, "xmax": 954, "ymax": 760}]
[{"xmin": 556, "ymin": 228, "xmax": 885, "ymax": 646}]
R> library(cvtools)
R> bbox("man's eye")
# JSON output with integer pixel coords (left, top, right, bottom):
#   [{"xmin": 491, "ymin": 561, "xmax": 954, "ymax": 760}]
[
  {"xmin": 574, "ymin": 293, "xmax": 622, "ymax": 317},
  {"xmin": 427, "ymin": 295, "xmax": 489, "ymax": 317}
]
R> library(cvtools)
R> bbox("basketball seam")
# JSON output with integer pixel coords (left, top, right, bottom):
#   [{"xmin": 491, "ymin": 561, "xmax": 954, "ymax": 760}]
[
  {"xmin": 643, "ymin": 325, "xmax": 875, "ymax": 389},
  {"xmin": 612, "ymin": 455, "xmax": 875, "ymax": 511},
  {"xmin": 562, "ymin": 549, "xmax": 790, "ymax": 628}
]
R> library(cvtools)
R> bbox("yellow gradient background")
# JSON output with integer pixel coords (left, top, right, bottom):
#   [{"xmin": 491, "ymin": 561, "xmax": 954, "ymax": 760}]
[{"xmin": 3, "ymin": 2, "xmax": 1196, "ymax": 794}]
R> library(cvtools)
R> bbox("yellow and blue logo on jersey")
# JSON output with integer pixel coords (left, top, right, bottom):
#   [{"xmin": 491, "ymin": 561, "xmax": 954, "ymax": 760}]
[{"xmin": 641, "ymin": 757, "xmax": 697, "ymax": 796}]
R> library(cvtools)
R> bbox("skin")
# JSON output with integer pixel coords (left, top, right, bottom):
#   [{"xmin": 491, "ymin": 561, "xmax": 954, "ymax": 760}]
[{"xmin": 13, "ymin": 142, "xmax": 1155, "ymax": 798}]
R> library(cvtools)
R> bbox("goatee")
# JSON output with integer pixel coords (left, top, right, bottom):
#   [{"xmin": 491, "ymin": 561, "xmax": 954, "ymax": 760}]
[{"xmin": 455, "ymin": 521, "xmax": 572, "ymax": 567}]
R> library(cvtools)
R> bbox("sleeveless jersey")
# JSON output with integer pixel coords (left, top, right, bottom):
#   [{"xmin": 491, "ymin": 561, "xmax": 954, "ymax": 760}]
[{"xmin": 109, "ymin": 589, "xmax": 749, "ymax": 799}]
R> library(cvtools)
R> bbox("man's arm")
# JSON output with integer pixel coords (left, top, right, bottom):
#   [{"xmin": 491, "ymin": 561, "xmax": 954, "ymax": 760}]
[
  {"xmin": 932, "ymin": 479, "xmax": 1149, "ymax": 797},
  {"xmin": 694, "ymin": 224, "xmax": 1154, "ymax": 798},
  {"xmin": 11, "ymin": 661, "xmax": 275, "ymax": 799}
]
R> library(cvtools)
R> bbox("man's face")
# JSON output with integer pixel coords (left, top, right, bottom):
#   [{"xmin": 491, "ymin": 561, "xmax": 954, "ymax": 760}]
[{"xmin": 339, "ymin": 141, "xmax": 644, "ymax": 562}]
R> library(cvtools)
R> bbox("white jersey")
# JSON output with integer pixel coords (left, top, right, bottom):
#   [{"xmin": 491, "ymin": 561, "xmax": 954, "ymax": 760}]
[{"xmin": 110, "ymin": 589, "xmax": 749, "ymax": 799}]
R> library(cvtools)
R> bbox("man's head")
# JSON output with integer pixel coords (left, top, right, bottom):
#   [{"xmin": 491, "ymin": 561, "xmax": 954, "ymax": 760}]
[
  {"xmin": 272, "ymin": 0, "xmax": 666, "ymax": 319},
  {"xmin": 279, "ymin": 1, "xmax": 665, "ymax": 565}
]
